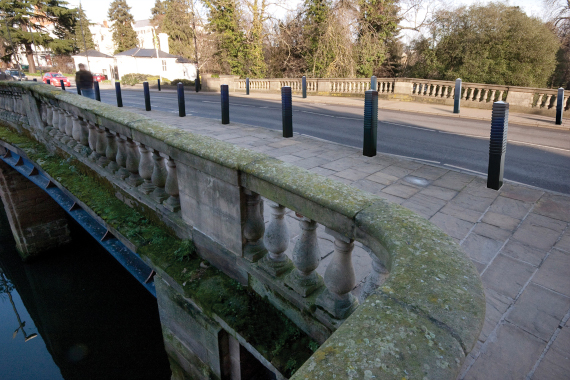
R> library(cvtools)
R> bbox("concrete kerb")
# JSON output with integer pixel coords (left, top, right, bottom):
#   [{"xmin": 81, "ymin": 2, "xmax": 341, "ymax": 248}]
[{"xmin": 1, "ymin": 80, "xmax": 486, "ymax": 379}]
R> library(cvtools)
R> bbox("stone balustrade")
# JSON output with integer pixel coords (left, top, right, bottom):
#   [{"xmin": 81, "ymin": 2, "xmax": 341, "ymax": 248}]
[
  {"xmin": 0, "ymin": 81, "xmax": 485, "ymax": 380},
  {"xmin": 206, "ymin": 75, "xmax": 567, "ymax": 117}
]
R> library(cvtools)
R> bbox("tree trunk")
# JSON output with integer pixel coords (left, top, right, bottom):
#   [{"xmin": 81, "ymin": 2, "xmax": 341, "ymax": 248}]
[{"xmin": 24, "ymin": 43, "xmax": 36, "ymax": 74}]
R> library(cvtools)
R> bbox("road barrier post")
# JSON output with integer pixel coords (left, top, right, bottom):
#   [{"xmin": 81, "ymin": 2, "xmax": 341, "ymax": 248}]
[
  {"xmin": 33, "ymin": 78, "xmax": 37, "ymax": 82},
  {"xmin": 487, "ymin": 101, "xmax": 509, "ymax": 190},
  {"xmin": 195, "ymin": 76, "xmax": 200, "ymax": 93},
  {"xmin": 158, "ymin": 79, "xmax": 161, "ymax": 92},
  {"xmin": 115, "ymin": 82, "xmax": 123, "ymax": 107},
  {"xmin": 178, "ymin": 83, "xmax": 186, "ymax": 117},
  {"xmin": 246, "ymin": 78, "xmax": 250, "ymax": 95},
  {"xmin": 370, "ymin": 76, "xmax": 377, "ymax": 91},
  {"xmin": 302, "ymin": 76, "xmax": 307, "ymax": 98},
  {"xmin": 453, "ymin": 78, "xmax": 462, "ymax": 114},
  {"xmin": 60, "ymin": 79, "xmax": 65, "ymax": 90},
  {"xmin": 94, "ymin": 81, "xmax": 101, "ymax": 101},
  {"xmin": 363, "ymin": 90, "xmax": 378, "ymax": 157},
  {"xmin": 46, "ymin": 79, "xmax": 50, "ymax": 85},
  {"xmin": 282, "ymin": 86, "xmax": 293, "ymax": 138},
  {"xmin": 556, "ymin": 87, "xmax": 564, "ymax": 125},
  {"xmin": 143, "ymin": 81, "xmax": 151, "ymax": 111},
  {"xmin": 221, "ymin": 84, "xmax": 229, "ymax": 124}
]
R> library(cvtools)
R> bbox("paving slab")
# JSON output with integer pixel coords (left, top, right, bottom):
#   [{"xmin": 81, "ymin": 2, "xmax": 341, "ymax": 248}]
[{"xmin": 121, "ymin": 106, "xmax": 570, "ymax": 380}]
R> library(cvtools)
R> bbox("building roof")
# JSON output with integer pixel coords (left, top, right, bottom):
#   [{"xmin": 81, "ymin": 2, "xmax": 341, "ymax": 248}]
[
  {"xmin": 72, "ymin": 49, "xmax": 113, "ymax": 58},
  {"xmin": 134, "ymin": 19, "xmax": 152, "ymax": 28},
  {"xmin": 115, "ymin": 48, "xmax": 181, "ymax": 59}
]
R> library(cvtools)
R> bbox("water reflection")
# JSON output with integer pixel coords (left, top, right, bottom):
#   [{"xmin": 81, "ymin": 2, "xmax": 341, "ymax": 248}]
[{"xmin": 0, "ymin": 208, "xmax": 171, "ymax": 380}]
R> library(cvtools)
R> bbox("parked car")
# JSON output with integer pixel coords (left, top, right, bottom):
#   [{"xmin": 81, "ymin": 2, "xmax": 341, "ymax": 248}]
[
  {"xmin": 93, "ymin": 73, "xmax": 106, "ymax": 82},
  {"xmin": 0, "ymin": 70, "xmax": 14, "ymax": 81},
  {"xmin": 43, "ymin": 72, "xmax": 70, "ymax": 87},
  {"xmin": 6, "ymin": 70, "xmax": 28, "ymax": 81}
]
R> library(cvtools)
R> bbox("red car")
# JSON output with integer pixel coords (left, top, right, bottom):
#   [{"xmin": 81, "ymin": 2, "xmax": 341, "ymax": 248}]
[
  {"xmin": 93, "ymin": 73, "xmax": 106, "ymax": 82},
  {"xmin": 43, "ymin": 72, "xmax": 70, "ymax": 87}
]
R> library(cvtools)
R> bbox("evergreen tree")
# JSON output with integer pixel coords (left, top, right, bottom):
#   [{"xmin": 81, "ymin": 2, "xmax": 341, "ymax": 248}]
[
  {"xmin": 0, "ymin": 0, "xmax": 76, "ymax": 73},
  {"xmin": 162, "ymin": 0, "xmax": 194, "ymax": 58},
  {"xmin": 243, "ymin": 0, "xmax": 267, "ymax": 77},
  {"xmin": 107, "ymin": 0, "xmax": 138, "ymax": 54},
  {"xmin": 73, "ymin": 6, "xmax": 95, "ymax": 52},
  {"xmin": 203, "ymin": 0, "xmax": 246, "ymax": 76},
  {"xmin": 302, "ymin": 0, "xmax": 331, "ymax": 77},
  {"xmin": 151, "ymin": 0, "xmax": 168, "ymax": 32}
]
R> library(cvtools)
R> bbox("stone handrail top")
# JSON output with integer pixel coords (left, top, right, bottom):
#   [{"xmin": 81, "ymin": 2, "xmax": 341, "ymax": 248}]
[{"xmin": 2, "ymin": 81, "xmax": 485, "ymax": 379}]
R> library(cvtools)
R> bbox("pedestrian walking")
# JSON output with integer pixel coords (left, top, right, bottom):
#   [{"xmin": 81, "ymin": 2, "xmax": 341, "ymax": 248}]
[{"xmin": 75, "ymin": 64, "xmax": 95, "ymax": 99}]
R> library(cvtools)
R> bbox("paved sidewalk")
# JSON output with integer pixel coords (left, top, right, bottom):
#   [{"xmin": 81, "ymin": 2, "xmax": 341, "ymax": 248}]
[
  {"xmin": 128, "ymin": 106, "xmax": 570, "ymax": 379},
  {"xmin": 99, "ymin": 84, "xmax": 569, "ymax": 130}
]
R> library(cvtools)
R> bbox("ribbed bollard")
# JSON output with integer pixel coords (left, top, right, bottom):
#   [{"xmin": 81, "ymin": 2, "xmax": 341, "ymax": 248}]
[
  {"xmin": 195, "ymin": 76, "xmax": 200, "ymax": 93},
  {"xmin": 157, "ymin": 78, "xmax": 161, "ymax": 92},
  {"xmin": 76, "ymin": 86, "xmax": 81, "ymax": 95},
  {"xmin": 46, "ymin": 79, "xmax": 50, "ymax": 85},
  {"xmin": 282, "ymin": 86, "xmax": 293, "ymax": 138},
  {"xmin": 221, "ymin": 84, "xmax": 229, "ymax": 124},
  {"xmin": 33, "ymin": 78, "xmax": 37, "ymax": 82},
  {"xmin": 143, "ymin": 81, "xmax": 151, "ymax": 111},
  {"xmin": 94, "ymin": 81, "xmax": 101, "ymax": 101},
  {"xmin": 177, "ymin": 82, "xmax": 186, "ymax": 117},
  {"xmin": 453, "ymin": 78, "xmax": 462, "ymax": 114},
  {"xmin": 246, "ymin": 78, "xmax": 250, "ymax": 95},
  {"xmin": 370, "ymin": 75, "xmax": 377, "ymax": 91},
  {"xmin": 60, "ymin": 79, "xmax": 65, "ymax": 90},
  {"xmin": 302, "ymin": 76, "xmax": 307, "ymax": 98},
  {"xmin": 115, "ymin": 82, "xmax": 123, "ymax": 107},
  {"xmin": 363, "ymin": 90, "xmax": 378, "ymax": 157},
  {"xmin": 487, "ymin": 101, "xmax": 509, "ymax": 190},
  {"xmin": 556, "ymin": 87, "xmax": 564, "ymax": 125}
]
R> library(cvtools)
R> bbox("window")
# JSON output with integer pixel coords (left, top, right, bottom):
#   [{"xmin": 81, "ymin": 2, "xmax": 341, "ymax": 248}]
[{"xmin": 162, "ymin": 60, "xmax": 166, "ymax": 71}]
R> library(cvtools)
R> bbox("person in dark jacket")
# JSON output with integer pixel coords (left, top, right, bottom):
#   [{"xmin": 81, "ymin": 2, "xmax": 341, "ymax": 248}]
[{"xmin": 75, "ymin": 63, "xmax": 94, "ymax": 99}]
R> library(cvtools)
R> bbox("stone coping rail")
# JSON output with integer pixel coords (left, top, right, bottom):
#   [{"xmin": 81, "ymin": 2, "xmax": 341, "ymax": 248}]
[
  {"xmin": 203, "ymin": 75, "xmax": 565, "ymax": 117},
  {"xmin": 0, "ymin": 80, "xmax": 485, "ymax": 379}
]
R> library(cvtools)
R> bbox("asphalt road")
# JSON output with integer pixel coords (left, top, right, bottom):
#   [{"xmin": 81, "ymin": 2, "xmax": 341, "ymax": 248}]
[{"xmin": 99, "ymin": 89, "xmax": 570, "ymax": 194}]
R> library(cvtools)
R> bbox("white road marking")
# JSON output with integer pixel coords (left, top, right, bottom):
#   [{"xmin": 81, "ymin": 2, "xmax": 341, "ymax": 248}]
[{"xmin": 443, "ymin": 164, "xmax": 485, "ymax": 175}]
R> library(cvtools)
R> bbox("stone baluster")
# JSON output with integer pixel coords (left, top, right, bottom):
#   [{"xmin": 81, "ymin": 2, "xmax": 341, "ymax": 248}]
[
  {"xmin": 284, "ymin": 216, "xmax": 323, "ymax": 297},
  {"xmin": 315, "ymin": 229, "xmax": 358, "ymax": 320},
  {"xmin": 536, "ymin": 93, "xmax": 545, "ymax": 108},
  {"xmin": 95, "ymin": 125, "xmax": 108, "ymax": 166},
  {"xmin": 125, "ymin": 138, "xmax": 143, "ymax": 186},
  {"xmin": 163, "ymin": 157, "xmax": 180, "ymax": 212},
  {"xmin": 150, "ymin": 150, "xmax": 168, "ymax": 203},
  {"xmin": 243, "ymin": 190, "xmax": 266, "ymax": 262},
  {"xmin": 68, "ymin": 115, "xmax": 80, "ymax": 148},
  {"xmin": 115, "ymin": 135, "xmax": 131, "ymax": 180},
  {"xmin": 461, "ymin": 87, "xmax": 468, "ymax": 100},
  {"xmin": 480, "ymin": 89, "xmax": 487, "ymax": 102},
  {"xmin": 54, "ymin": 109, "xmax": 66, "ymax": 139},
  {"xmin": 39, "ymin": 103, "xmax": 47, "ymax": 127},
  {"xmin": 259, "ymin": 203, "xmax": 293, "ymax": 277},
  {"xmin": 359, "ymin": 251, "xmax": 389, "ymax": 302},
  {"xmin": 61, "ymin": 112, "xmax": 73, "ymax": 144},
  {"xmin": 471, "ymin": 88, "xmax": 478, "ymax": 101},
  {"xmin": 489, "ymin": 90, "xmax": 497, "ymax": 103},
  {"xmin": 544, "ymin": 94, "xmax": 553, "ymax": 109},
  {"xmin": 87, "ymin": 122, "xmax": 99, "ymax": 160},
  {"xmin": 43, "ymin": 104, "xmax": 52, "ymax": 132},
  {"xmin": 498, "ymin": 90, "xmax": 505, "ymax": 101},
  {"xmin": 434, "ymin": 85, "xmax": 441, "ymax": 97},
  {"xmin": 441, "ymin": 86, "xmax": 448, "ymax": 98},
  {"xmin": 137, "ymin": 143, "xmax": 155, "ymax": 194},
  {"xmin": 73, "ymin": 118, "xmax": 90, "ymax": 155},
  {"xmin": 105, "ymin": 129, "xmax": 119, "ymax": 173},
  {"xmin": 49, "ymin": 107, "xmax": 59, "ymax": 136}
]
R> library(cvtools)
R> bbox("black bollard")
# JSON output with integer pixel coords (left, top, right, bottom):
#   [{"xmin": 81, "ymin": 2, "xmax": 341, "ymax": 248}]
[
  {"xmin": 46, "ymin": 79, "xmax": 50, "ymax": 85},
  {"xmin": 177, "ymin": 82, "xmax": 186, "ymax": 117},
  {"xmin": 76, "ymin": 85, "xmax": 82, "ymax": 95},
  {"xmin": 195, "ymin": 76, "xmax": 200, "ymax": 93},
  {"xmin": 115, "ymin": 82, "xmax": 123, "ymax": 107},
  {"xmin": 302, "ymin": 76, "xmax": 307, "ymax": 98},
  {"xmin": 94, "ymin": 81, "xmax": 101, "ymax": 101},
  {"xmin": 487, "ymin": 101, "xmax": 509, "ymax": 190},
  {"xmin": 143, "ymin": 81, "xmax": 151, "ymax": 111},
  {"xmin": 221, "ymin": 84, "xmax": 229, "ymax": 124},
  {"xmin": 453, "ymin": 78, "xmax": 462, "ymax": 114},
  {"xmin": 282, "ymin": 86, "xmax": 293, "ymax": 138},
  {"xmin": 246, "ymin": 78, "xmax": 250, "ymax": 95},
  {"xmin": 157, "ymin": 78, "xmax": 161, "ymax": 92},
  {"xmin": 556, "ymin": 87, "xmax": 564, "ymax": 125},
  {"xmin": 60, "ymin": 79, "xmax": 65, "ymax": 90},
  {"xmin": 33, "ymin": 78, "xmax": 37, "ymax": 82},
  {"xmin": 370, "ymin": 75, "xmax": 377, "ymax": 91},
  {"xmin": 363, "ymin": 90, "xmax": 378, "ymax": 157}
]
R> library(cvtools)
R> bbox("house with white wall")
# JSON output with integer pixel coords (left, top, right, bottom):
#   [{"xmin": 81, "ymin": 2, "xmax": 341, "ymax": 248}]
[
  {"xmin": 114, "ymin": 48, "xmax": 196, "ymax": 81},
  {"xmin": 71, "ymin": 50, "xmax": 116, "ymax": 79}
]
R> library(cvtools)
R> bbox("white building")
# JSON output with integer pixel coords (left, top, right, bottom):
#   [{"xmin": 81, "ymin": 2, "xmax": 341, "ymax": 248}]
[
  {"xmin": 114, "ymin": 48, "xmax": 196, "ymax": 81},
  {"xmin": 91, "ymin": 21, "xmax": 115, "ymax": 56},
  {"xmin": 71, "ymin": 50, "xmax": 116, "ymax": 79}
]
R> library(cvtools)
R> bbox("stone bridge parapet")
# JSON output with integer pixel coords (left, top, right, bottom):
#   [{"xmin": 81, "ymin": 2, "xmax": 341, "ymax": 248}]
[{"xmin": 0, "ymin": 81, "xmax": 485, "ymax": 380}]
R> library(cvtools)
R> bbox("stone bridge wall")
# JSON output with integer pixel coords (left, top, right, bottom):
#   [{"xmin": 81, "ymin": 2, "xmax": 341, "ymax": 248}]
[
  {"xmin": 0, "ymin": 81, "xmax": 485, "ymax": 380},
  {"xmin": 203, "ymin": 75, "xmax": 564, "ymax": 117}
]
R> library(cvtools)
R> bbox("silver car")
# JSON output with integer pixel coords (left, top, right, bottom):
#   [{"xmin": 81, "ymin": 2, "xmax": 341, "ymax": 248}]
[{"xmin": 6, "ymin": 70, "xmax": 28, "ymax": 81}]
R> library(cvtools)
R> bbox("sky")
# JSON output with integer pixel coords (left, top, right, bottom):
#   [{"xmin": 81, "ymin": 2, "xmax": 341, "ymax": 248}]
[{"xmin": 67, "ymin": 0, "xmax": 547, "ymax": 24}]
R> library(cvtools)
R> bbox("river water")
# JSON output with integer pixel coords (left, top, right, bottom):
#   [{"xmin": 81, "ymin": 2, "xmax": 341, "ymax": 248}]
[{"xmin": 0, "ymin": 207, "xmax": 172, "ymax": 380}]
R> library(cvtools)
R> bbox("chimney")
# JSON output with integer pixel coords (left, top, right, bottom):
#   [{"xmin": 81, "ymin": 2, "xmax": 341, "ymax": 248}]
[
  {"xmin": 103, "ymin": 20, "xmax": 108, "ymax": 28},
  {"xmin": 158, "ymin": 33, "xmax": 169, "ymax": 54}
]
